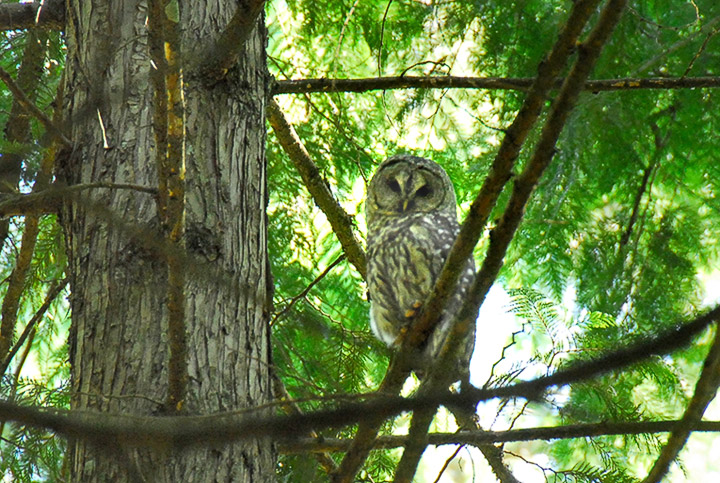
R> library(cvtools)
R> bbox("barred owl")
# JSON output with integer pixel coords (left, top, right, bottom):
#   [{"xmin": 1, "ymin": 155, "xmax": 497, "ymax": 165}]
[{"xmin": 366, "ymin": 154, "xmax": 475, "ymax": 376}]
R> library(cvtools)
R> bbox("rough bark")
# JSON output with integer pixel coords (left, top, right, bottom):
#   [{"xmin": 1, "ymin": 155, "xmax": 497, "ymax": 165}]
[{"xmin": 60, "ymin": 1, "xmax": 274, "ymax": 481}]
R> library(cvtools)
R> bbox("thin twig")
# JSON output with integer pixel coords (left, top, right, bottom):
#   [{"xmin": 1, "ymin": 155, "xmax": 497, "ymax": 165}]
[
  {"xmin": 272, "ymin": 255, "xmax": 345, "ymax": 325},
  {"xmin": 0, "ymin": 280, "xmax": 68, "ymax": 377}
]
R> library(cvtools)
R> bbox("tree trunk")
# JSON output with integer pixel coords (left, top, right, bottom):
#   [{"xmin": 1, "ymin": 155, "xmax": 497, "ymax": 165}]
[{"xmin": 60, "ymin": 1, "xmax": 274, "ymax": 480}]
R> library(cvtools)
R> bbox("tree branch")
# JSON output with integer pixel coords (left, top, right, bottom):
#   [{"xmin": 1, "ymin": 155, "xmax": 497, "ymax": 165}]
[
  {"xmin": 272, "ymin": 374, "xmax": 339, "ymax": 474},
  {"xmin": 392, "ymin": 405, "xmax": 436, "ymax": 483},
  {"xmin": 0, "ymin": 304, "xmax": 716, "ymax": 448},
  {"xmin": 1, "ymin": 26, "xmax": 49, "ymax": 255},
  {"xmin": 0, "ymin": 215, "xmax": 42, "ymax": 359},
  {"xmin": 279, "ymin": 420, "xmax": 720, "ymax": 453},
  {"xmin": 449, "ymin": 405, "xmax": 521, "ymax": 483},
  {"xmin": 641, "ymin": 325, "xmax": 720, "ymax": 483},
  {"xmin": 267, "ymin": 99, "xmax": 367, "ymax": 279},
  {"xmin": 148, "ymin": 0, "xmax": 188, "ymax": 413},
  {"xmin": 0, "ymin": 182, "xmax": 158, "ymax": 219},
  {"xmin": 0, "ymin": 79, "xmax": 65, "ymax": 366},
  {"xmin": 0, "ymin": 66, "xmax": 71, "ymax": 147},
  {"xmin": 408, "ymin": 0, "xmax": 606, "ymax": 367},
  {"xmin": 272, "ymin": 75, "xmax": 720, "ymax": 95},
  {"xmin": 0, "ymin": 0, "xmax": 64, "ymax": 31}
]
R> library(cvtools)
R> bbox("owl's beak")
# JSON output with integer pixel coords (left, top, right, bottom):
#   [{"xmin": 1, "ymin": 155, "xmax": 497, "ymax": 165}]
[{"xmin": 402, "ymin": 199, "xmax": 410, "ymax": 212}]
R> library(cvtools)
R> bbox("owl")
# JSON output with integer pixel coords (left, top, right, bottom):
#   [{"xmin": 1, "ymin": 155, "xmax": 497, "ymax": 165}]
[{"xmin": 365, "ymin": 154, "xmax": 475, "ymax": 376}]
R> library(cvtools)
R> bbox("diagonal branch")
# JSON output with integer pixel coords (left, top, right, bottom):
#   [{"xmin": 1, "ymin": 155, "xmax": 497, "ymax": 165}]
[
  {"xmin": 0, "ymin": 80, "xmax": 65, "ymax": 366},
  {"xmin": 407, "ymin": 0, "xmax": 606, "ymax": 349},
  {"xmin": 0, "ymin": 279, "xmax": 67, "ymax": 377},
  {"xmin": 334, "ymin": 2, "xmax": 605, "ymax": 481},
  {"xmin": 401, "ymin": 0, "xmax": 647, "ymax": 463},
  {"xmin": 0, "ymin": 66, "xmax": 71, "ymax": 147},
  {"xmin": 272, "ymin": 75, "xmax": 720, "ymax": 95},
  {"xmin": 267, "ymin": 99, "xmax": 367, "ymax": 278},
  {"xmin": 392, "ymin": 404, "xmax": 437, "ymax": 483},
  {"xmin": 0, "ymin": 215, "xmax": 42, "ymax": 360},
  {"xmin": 640, "ymin": 325, "xmax": 720, "ymax": 483},
  {"xmin": 449, "ymin": 0, "xmax": 629, "ymax": 350}
]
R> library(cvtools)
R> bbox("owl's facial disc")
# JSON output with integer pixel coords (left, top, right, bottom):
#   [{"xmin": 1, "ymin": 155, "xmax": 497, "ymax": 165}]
[
  {"xmin": 370, "ymin": 160, "xmax": 450, "ymax": 215},
  {"xmin": 386, "ymin": 170, "xmax": 421, "ymax": 212}
]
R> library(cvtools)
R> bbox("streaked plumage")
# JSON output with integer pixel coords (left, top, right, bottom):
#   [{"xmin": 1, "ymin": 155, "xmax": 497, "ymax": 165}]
[{"xmin": 365, "ymin": 154, "xmax": 475, "ymax": 375}]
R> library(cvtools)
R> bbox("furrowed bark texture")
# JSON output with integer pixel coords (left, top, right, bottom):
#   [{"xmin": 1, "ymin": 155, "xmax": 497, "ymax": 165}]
[{"xmin": 60, "ymin": 1, "xmax": 274, "ymax": 481}]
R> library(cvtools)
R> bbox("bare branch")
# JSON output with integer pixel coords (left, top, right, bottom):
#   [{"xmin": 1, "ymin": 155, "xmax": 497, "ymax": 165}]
[
  {"xmin": 0, "ymin": 0, "xmax": 64, "ymax": 31},
  {"xmin": 279, "ymin": 420, "xmax": 720, "ymax": 453},
  {"xmin": 267, "ymin": 99, "xmax": 367, "ymax": 279},
  {"xmin": 449, "ymin": 406, "xmax": 521, "ymax": 483},
  {"xmin": 392, "ymin": 406, "xmax": 436, "ymax": 483},
  {"xmin": 272, "ymin": 75, "xmax": 720, "ymax": 95},
  {"xmin": 148, "ymin": 0, "xmax": 188, "ymax": 413},
  {"xmin": 0, "ymin": 182, "xmax": 158, "ymax": 219},
  {"xmin": 0, "ymin": 215, "xmax": 41, "ymax": 359},
  {"xmin": 409, "ymin": 0, "xmax": 607, "ymax": 367}
]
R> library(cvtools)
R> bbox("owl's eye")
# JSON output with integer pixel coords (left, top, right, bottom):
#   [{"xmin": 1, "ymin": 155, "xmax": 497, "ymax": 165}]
[
  {"xmin": 416, "ymin": 185, "xmax": 432, "ymax": 197},
  {"xmin": 387, "ymin": 179, "xmax": 402, "ymax": 193}
]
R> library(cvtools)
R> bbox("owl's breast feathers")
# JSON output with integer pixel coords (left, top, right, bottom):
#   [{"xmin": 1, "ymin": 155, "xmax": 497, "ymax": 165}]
[{"xmin": 367, "ymin": 211, "xmax": 466, "ymax": 348}]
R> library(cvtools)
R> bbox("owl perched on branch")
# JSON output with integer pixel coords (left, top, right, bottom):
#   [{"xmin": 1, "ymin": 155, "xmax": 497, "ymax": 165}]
[{"xmin": 365, "ymin": 154, "xmax": 475, "ymax": 376}]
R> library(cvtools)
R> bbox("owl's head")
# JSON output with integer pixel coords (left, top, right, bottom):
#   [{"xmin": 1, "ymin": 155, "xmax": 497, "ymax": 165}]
[{"xmin": 366, "ymin": 154, "xmax": 457, "ymax": 222}]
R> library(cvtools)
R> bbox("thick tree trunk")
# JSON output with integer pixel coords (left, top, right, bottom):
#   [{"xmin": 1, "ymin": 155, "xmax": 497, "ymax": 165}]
[{"xmin": 60, "ymin": 1, "xmax": 274, "ymax": 480}]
